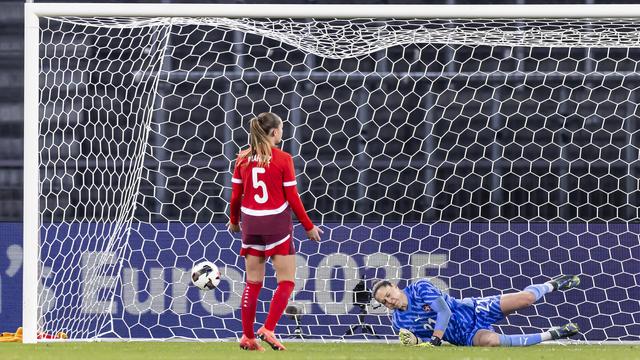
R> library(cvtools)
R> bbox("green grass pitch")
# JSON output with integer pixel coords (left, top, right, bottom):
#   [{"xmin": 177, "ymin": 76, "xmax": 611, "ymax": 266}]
[{"xmin": 0, "ymin": 342, "xmax": 638, "ymax": 360}]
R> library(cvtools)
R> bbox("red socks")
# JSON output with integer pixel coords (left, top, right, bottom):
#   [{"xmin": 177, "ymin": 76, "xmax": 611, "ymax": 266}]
[
  {"xmin": 241, "ymin": 280, "xmax": 263, "ymax": 339},
  {"xmin": 241, "ymin": 280, "xmax": 295, "ymax": 337},
  {"xmin": 264, "ymin": 280, "xmax": 295, "ymax": 331}
]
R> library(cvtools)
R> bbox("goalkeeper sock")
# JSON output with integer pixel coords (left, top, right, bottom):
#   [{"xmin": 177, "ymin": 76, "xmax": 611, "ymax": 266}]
[
  {"xmin": 499, "ymin": 333, "xmax": 542, "ymax": 347},
  {"xmin": 524, "ymin": 283, "xmax": 554, "ymax": 302},
  {"xmin": 241, "ymin": 280, "xmax": 263, "ymax": 339},
  {"xmin": 264, "ymin": 280, "xmax": 295, "ymax": 332}
]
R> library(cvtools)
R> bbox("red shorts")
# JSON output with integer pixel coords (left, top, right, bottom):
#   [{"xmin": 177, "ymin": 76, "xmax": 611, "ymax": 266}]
[{"xmin": 240, "ymin": 232, "xmax": 295, "ymax": 257}]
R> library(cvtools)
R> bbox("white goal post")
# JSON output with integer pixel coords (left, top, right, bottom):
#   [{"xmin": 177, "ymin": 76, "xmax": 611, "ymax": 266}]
[{"xmin": 24, "ymin": 3, "xmax": 640, "ymax": 344}]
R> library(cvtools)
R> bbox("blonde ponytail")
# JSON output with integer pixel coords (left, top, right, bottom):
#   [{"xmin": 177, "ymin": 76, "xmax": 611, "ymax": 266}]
[{"xmin": 239, "ymin": 112, "xmax": 282, "ymax": 166}]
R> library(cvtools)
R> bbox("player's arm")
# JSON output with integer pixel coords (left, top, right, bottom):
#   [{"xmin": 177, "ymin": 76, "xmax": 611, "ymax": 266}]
[
  {"xmin": 399, "ymin": 328, "xmax": 422, "ymax": 345},
  {"xmin": 282, "ymin": 155, "xmax": 322, "ymax": 240},
  {"xmin": 282, "ymin": 184, "xmax": 312, "ymax": 230},
  {"xmin": 427, "ymin": 296, "xmax": 451, "ymax": 346},
  {"xmin": 227, "ymin": 159, "xmax": 243, "ymax": 233},
  {"xmin": 391, "ymin": 317, "xmax": 421, "ymax": 346}
]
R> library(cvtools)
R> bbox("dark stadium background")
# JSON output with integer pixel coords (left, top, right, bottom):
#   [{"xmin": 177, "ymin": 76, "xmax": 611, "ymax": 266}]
[{"xmin": 3, "ymin": 0, "xmax": 639, "ymax": 223}]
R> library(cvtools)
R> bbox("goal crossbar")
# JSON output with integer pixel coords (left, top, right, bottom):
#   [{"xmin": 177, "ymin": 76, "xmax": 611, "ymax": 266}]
[{"xmin": 25, "ymin": 3, "xmax": 640, "ymax": 19}]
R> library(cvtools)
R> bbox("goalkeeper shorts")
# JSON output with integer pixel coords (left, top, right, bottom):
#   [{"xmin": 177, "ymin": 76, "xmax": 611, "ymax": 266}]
[{"xmin": 462, "ymin": 295, "xmax": 505, "ymax": 346}]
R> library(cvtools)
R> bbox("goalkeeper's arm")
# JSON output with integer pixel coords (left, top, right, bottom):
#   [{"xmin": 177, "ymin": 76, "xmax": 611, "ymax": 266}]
[
  {"xmin": 428, "ymin": 296, "xmax": 452, "ymax": 346},
  {"xmin": 399, "ymin": 328, "xmax": 422, "ymax": 345}
]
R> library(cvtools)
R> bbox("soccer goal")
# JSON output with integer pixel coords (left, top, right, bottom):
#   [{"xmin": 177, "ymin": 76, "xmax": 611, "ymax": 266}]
[{"xmin": 24, "ymin": 3, "xmax": 640, "ymax": 343}]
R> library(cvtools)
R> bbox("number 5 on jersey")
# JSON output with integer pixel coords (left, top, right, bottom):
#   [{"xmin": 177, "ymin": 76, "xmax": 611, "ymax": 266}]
[{"xmin": 252, "ymin": 167, "xmax": 268, "ymax": 204}]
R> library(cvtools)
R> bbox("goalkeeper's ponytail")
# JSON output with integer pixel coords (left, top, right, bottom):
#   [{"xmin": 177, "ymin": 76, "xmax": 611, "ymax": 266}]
[{"xmin": 239, "ymin": 112, "xmax": 282, "ymax": 167}]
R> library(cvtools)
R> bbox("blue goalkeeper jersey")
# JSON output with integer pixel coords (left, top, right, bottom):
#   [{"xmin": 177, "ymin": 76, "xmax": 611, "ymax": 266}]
[{"xmin": 391, "ymin": 279, "xmax": 477, "ymax": 346}]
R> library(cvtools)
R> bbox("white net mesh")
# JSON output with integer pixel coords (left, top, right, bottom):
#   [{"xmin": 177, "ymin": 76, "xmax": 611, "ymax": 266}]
[{"xmin": 37, "ymin": 16, "xmax": 639, "ymax": 341}]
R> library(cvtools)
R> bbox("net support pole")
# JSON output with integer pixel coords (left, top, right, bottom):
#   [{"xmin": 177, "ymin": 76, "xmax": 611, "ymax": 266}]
[{"xmin": 23, "ymin": 3, "xmax": 40, "ymax": 345}]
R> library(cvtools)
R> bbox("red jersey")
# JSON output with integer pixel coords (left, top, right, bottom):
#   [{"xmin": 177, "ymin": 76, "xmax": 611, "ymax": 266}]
[{"xmin": 229, "ymin": 147, "xmax": 314, "ymax": 235}]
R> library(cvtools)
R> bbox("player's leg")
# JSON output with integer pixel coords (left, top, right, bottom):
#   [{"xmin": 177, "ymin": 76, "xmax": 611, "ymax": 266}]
[
  {"xmin": 240, "ymin": 254, "xmax": 266, "ymax": 351},
  {"xmin": 473, "ymin": 275, "xmax": 581, "ymax": 347},
  {"xmin": 245, "ymin": 253, "xmax": 267, "ymax": 282},
  {"xmin": 474, "ymin": 328, "xmax": 548, "ymax": 347},
  {"xmin": 473, "ymin": 323, "xmax": 580, "ymax": 347},
  {"xmin": 499, "ymin": 291, "xmax": 536, "ymax": 315},
  {"xmin": 496, "ymin": 323, "xmax": 579, "ymax": 346},
  {"xmin": 501, "ymin": 275, "xmax": 581, "ymax": 315},
  {"xmin": 267, "ymin": 255, "xmax": 295, "ymax": 328},
  {"xmin": 256, "ymin": 238, "xmax": 296, "ymax": 351},
  {"xmin": 472, "ymin": 330, "xmax": 501, "ymax": 347}
]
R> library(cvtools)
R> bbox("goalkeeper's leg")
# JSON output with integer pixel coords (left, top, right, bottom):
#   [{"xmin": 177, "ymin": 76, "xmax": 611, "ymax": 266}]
[
  {"xmin": 473, "ymin": 323, "xmax": 579, "ymax": 347},
  {"xmin": 501, "ymin": 275, "xmax": 581, "ymax": 315}
]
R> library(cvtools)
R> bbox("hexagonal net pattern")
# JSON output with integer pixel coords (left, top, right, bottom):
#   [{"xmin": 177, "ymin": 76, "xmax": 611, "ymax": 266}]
[{"xmin": 35, "ymin": 16, "xmax": 639, "ymax": 342}]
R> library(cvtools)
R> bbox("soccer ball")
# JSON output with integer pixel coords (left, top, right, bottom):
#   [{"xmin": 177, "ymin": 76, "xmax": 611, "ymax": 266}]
[{"xmin": 191, "ymin": 261, "xmax": 221, "ymax": 290}]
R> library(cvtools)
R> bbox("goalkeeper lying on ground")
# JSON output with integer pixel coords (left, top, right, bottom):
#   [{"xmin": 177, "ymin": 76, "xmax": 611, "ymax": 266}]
[{"xmin": 371, "ymin": 275, "xmax": 581, "ymax": 347}]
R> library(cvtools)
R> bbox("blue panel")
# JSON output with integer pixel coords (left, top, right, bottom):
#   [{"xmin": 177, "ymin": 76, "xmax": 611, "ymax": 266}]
[
  {"xmin": 3, "ymin": 222, "xmax": 639, "ymax": 341},
  {"xmin": 0, "ymin": 223, "xmax": 23, "ymax": 332}
]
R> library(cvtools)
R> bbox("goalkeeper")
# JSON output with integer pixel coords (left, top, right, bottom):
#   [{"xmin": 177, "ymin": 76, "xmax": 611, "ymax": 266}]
[{"xmin": 372, "ymin": 275, "xmax": 581, "ymax": 347}]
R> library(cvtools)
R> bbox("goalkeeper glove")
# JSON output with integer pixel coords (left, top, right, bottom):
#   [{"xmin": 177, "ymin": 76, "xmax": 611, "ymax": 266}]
[
  {"xmin": 429, "ymin": 335, "xmax": 442, "ymax": 346},
  {"xmin": 415, "ymin": 336, "xmax": 443, "ymax": 348},
  {"xmin": 398, "ymin": 328, "xmax": 421, "ymax": 346},
  {"xmin": 415, "ymin": 342, "xmax": 435, "ymax": 348}
]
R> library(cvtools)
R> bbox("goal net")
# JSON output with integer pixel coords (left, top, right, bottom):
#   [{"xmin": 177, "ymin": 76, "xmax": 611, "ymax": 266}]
[{"xmin": 27, "ymin": 5, "xmax": 639, "ymax": 342}]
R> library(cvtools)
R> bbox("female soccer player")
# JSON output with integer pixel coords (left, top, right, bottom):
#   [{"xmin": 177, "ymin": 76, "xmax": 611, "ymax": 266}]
[
  {"xmin": 372, "ymin": 275, "xmax": 581, "ymax": 347},
  {"xmin": 228, "ymin": 112, "xmax": 323, "ymax": 351}
]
